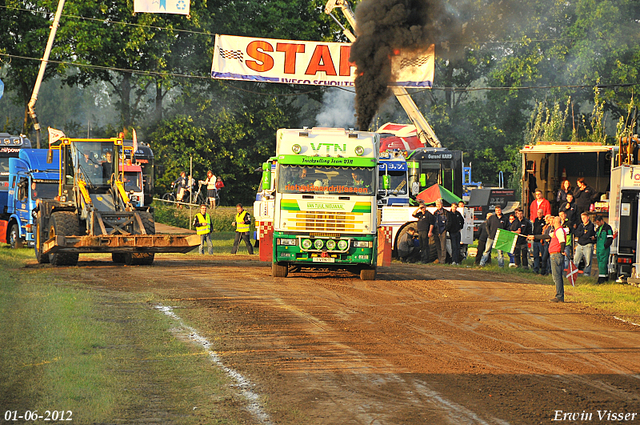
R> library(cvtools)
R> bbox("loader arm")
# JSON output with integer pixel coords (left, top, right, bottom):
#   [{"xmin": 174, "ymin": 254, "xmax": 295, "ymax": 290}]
[{"xmin": 325, "ymin": 0, "xmax": 442, "ymax": 148}]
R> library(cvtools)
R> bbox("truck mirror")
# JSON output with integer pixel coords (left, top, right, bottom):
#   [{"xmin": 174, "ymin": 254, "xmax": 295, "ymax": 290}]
[
  {"xmin": 261, "ymin": 163, "xmax": 271, "ymax": 191},
  {"xmin": 382, "ymin": 175, "xmax": 390, "ymax": 190}
]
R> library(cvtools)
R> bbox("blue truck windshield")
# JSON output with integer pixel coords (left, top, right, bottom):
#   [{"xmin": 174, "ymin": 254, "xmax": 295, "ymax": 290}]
[
  {"xmin": 379, "ymin": 170, "xmax": 408, "ymax": 195},
  {"xmin": 32, "ymin": 182, "xmax": 58, "ymax": 200},
  {"xmin": 278, "ymin": 164, "xmax": 375, "ymax": 196}
]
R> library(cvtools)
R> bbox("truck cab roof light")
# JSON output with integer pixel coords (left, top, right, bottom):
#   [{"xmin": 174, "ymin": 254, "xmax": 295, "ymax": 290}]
[{"xmin": 299, "ymin": 131, "xmax": 309, "ymax": 137}]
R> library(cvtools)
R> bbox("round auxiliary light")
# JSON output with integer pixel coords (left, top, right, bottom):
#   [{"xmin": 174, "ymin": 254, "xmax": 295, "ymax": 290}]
[
  {"xmin": 292, "ymin": 144, "xmax": 302, "ymax": 154},
  {"xmin": 337, "ymin": 240, "xmax": 348, "ymax": 251},
  {"xmin": 326, "ymin": 239, "xmax": 337, "ymax": 250},
  {"xmin": 354, "ymin": 146, "xmax": 364, "ymax": 156},
  {"xmin": 301, "ymin": 239, "xmax": 313, "ymax": 249},
  {"xmin": 314, "ymin": 239, "xmax": 324, "ymax": 249}
]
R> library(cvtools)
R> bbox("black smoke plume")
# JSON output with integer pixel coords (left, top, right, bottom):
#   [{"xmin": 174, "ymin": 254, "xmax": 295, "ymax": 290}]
[{"xmin": 350, "ymin": 0, "xmax": 458, "ymax": 131}]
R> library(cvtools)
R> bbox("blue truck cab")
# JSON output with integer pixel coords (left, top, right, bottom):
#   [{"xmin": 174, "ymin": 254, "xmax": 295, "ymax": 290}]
[
  {"xmin": 378, "ymin": 151, "xmax": 410, "ymax": 206},
  {"xmin": 0, "ymin": 149, "xmax": 59, "ymax": 248}
]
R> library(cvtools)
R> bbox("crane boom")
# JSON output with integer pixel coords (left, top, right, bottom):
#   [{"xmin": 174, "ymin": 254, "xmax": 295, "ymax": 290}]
[{"xmin": 325, "ymin": 0, "xmax": 442, "ymax": 148}]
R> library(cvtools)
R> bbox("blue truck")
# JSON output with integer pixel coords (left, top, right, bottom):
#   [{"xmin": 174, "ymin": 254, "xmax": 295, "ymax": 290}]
[{"xmin": 0, "ymin": 149, "xmax": 59, "ymax": 248}]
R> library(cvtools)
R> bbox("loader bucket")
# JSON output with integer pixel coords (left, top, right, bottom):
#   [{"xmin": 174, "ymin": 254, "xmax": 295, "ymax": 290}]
[{"xmin": 42, "ymin": 234, "xmax": 201, "ymax": 255}]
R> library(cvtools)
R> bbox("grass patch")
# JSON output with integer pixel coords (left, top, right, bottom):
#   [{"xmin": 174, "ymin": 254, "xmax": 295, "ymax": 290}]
[
  {"xmin": 572, "ymin": 282, "xmax": 640, "ymax": 323},
  {"xmin": 153, "ymin": 202, "xmax": 250, "ymax": 233},
  {"xmin": 0, "ymin": 247, "xmax": 246, "ymax": 424}
]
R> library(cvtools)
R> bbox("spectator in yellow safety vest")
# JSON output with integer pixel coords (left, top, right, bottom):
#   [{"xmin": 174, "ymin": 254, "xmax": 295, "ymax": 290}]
[
  {"xmin": 231, "ymin": 203, "xmax": 254, "ymax": 255},
  {"xmin": 193, "ymin": 204, "xmax": 213, "ymax": 255}
]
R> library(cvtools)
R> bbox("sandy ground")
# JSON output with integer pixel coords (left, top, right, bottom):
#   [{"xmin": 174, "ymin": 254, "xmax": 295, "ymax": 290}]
[{"xmin": 39, "ymin": 249, "xmax": 640, "ymax": 425}]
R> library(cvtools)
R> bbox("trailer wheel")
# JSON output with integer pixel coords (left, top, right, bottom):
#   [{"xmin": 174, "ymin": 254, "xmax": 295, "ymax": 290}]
[
  {"xmin": 122, "ymin": 211, "xmax": 155, "ymax": 265},
  {"xmin": 272, "ymin": 262, "xmax": 288, "ymax": 277},
  {"xmin": 49, "ymin": 211, "xmax": 80, "ymax": 266},
  {"xmin": 125, "ymin": 252, "xmax": 155, "ymax": 266},
  {"xmin": 112, "ymin": 253, "xmax": 127, "ymax": 263},
  {"xmin": 34, "ymin": 212, "xmax": 50, "ymax": 264},
  {"xmin": 360, "ymin": 267, "xmax": 376, "ymax": 280},
  {"xmin": 9, "ymin": 223, "xmax": 24, "ymax": 249}
]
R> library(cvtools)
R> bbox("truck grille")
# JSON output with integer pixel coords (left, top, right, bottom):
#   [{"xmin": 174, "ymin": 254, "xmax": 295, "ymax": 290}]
[{"xmin": 287, "ymin": 211, "xmax": 362, "ymax": 232}]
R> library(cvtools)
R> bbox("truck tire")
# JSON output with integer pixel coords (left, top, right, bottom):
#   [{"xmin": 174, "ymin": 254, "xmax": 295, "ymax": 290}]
[
  {"xmin": 112, "ymin": 253, "xmax": 127, "ymax": 263},
  {"xmin": 49, "ymin": 211, "xmax": 80, "ymax": 267},
  {"xmin": 123, "ymin": 211, "xmax": 155, "ymax": 265},
  {"xmin": 394, "ymin": 224, "xmax": 437, "ymax": 263},
  {"xmin": 360, "ymin": 267, "xmax": 376, "ymax": 280},
  {"xmin": 34, "ymin": 212, "xmax": 50, "ymax": 264},
  {"xmin": 272, "ymin": 262, "xmax": 288, "ymax": 277},
  {"xmin": 9, "ymin": 223, "xmax": 23, "ymax": 249}
]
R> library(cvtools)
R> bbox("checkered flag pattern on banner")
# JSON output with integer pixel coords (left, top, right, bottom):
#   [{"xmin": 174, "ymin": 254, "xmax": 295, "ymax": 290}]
[
  {"xmin": 219, "ymin": 48, "xmax": 243, "ymax": 63},
  {"xmin": 492, "ymin": 228, "xmax": 519, "ymax": 254},
  {"xmin": 567, "ymin": 260, "xmax": 579, "ymax": 287},
  {"xmin": 400, "ymin": 56, "xmax": 431, "ymax": 70}
]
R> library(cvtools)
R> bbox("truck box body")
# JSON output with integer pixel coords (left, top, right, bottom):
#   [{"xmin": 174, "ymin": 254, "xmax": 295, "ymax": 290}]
[
  {"xmin": 520, "ymin": 142, "xmax": 617, "ymax": 217},
  {"xmin": 608, "ymin": 165, "xmax": 640, "ymax": 280}
]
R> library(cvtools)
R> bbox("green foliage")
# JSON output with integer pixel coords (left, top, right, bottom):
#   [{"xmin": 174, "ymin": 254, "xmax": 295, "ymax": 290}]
[
  {"xmin": 525, "ymin": 98, "xmax": 571, "ymax": 144},
  {"xmin": 153, "ymin": 203, "xmax": 247, "ymax": 233},
  {"xmin": 583, "ymin": 83, "xmax": 608, "ymax": 144}
]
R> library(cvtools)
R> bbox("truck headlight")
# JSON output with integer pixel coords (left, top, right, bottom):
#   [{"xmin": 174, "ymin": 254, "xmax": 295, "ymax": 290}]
[
  {"xmin": 301, "ymin": 239, "xmax": 313, "ymax": 249},
  {"xmin": 313, "ymin": 239, "xmax": 324, "ymax": 249},
  {"xmin": 326, "ymin": 240, "xmax": 337, "ymax": 250},
  {"xmin": 353, "ymin": 240, "xmax": 372, "ymax": 248},
  {"xmin": 337, "ymin": 240, "xmax": 349, "ymax": 250}
]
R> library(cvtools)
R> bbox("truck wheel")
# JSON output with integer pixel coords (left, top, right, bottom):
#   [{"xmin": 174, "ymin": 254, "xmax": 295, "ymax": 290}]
[
  {"xmin": 9, "ymin": 223, "xmax": 24, "ymax": 249},
  {"xmin": 272, "ymin": 262, "xmax": 288, "ymax": 277},
  {"xmin": 112, "ymin": 253, "xmax": 127, "ymax": 263},
  {"xmin": 121, "ymin": 211, "xmax": 155, "ymax": 265},
  {"xmin": 34, "ymin": 213, "xmax": 50, "ymax": 264},
  {"xmin": 360, "ymin": 267, "xmax": 376, "ymax": 280},
  {"xmin": 125, "ymin": 252, "xmax": 155, "ymax": 266},
  {"xmin": 138, "ymin": 211, "xmax": 156, "ymax": 235},
  {"xmin": 49, "ymin": 212, "xmax": 80, "ymax": 267}
]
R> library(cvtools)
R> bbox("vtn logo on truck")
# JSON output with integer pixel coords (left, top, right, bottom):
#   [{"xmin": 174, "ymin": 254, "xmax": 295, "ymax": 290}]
[{"xmin": 310, "ymin": 143, "xmax": 346, "ymax": 153}]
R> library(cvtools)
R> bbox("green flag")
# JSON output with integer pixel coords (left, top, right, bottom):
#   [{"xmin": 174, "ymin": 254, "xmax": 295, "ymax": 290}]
[{"xmin": 492, "ymin": 229, "xmax": 520, "ymax": 254}]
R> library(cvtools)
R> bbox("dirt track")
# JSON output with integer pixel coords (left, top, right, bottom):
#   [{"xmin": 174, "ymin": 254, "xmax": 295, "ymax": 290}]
[{"xmin": 45, "ymin": 255, "xmax": 640, "ymax": 424}]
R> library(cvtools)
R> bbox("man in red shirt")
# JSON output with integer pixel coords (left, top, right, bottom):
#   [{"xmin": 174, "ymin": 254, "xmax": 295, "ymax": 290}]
[
  {"xmin": 529, "ymin": 190, "xmax": 551, "ymax": 219},
  {"xmin": 529, "ymin": 216, "xmax": 567, "ymax": 302}
]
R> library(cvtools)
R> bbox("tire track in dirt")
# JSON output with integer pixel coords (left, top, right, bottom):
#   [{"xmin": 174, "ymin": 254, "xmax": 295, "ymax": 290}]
[{"xmin": 44, "ymin": 256, "xmax": 640, "ymax": 424}]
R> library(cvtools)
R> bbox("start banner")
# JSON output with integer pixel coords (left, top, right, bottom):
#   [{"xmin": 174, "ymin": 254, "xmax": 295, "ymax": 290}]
[{"xmin": 211, "ymin": 34, "xmax": 434, "ymax": 88}]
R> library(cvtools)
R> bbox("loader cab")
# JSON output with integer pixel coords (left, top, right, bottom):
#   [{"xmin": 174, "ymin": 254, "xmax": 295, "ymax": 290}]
[{"xmin": 62, "ymin": 140, "xmax": 118, "ymax": 190}]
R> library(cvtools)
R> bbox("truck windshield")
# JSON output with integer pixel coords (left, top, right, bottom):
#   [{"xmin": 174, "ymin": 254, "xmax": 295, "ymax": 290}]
[
  {"xmin": 124, "ymin": 172, "xmax": 141, "ymax": 192},
  {"xmin": 31, "ymin": 182, "xmax": 58, "ymax": 200},
  {"xmin": 379, "ymin": 170, "xmax": 408, "ymax": 195},
  {"xmin": 278, "ymin": 165, "xmax": 375, "ymax": 196}
]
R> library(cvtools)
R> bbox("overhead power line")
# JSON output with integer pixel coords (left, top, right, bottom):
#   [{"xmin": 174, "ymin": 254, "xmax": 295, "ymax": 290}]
[
  {"xmin": 0, "ymin": 4, "xmax": 214, "ymax": 37},
  {"xmin": 1, "ymin": 52, "xmax": 638, "ymax": 97}
]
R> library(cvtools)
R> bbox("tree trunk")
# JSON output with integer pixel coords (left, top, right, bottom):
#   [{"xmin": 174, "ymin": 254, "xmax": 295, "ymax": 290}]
[
  {"xmin": 155, "ymin": 80, "xmax": 163, "ymax": 122},
  {"xmin": 121, "ymin": 73, "xmax": 132, "ymax": 127}
]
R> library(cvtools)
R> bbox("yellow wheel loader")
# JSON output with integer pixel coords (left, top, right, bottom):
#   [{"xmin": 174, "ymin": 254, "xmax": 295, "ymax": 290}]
[{"xmin": 34, "ymin": 137, "xmax": 199, "ymax": 266}]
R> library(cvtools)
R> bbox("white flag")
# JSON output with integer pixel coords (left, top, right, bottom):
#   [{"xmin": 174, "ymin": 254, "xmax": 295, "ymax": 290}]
[
  {"xmin": 134, "ymin": 0, "xmax": 190, "ymax": 15},
  {"xmin": 48, "ymin": 127, "xmax": 65, "ymax": 145}
]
